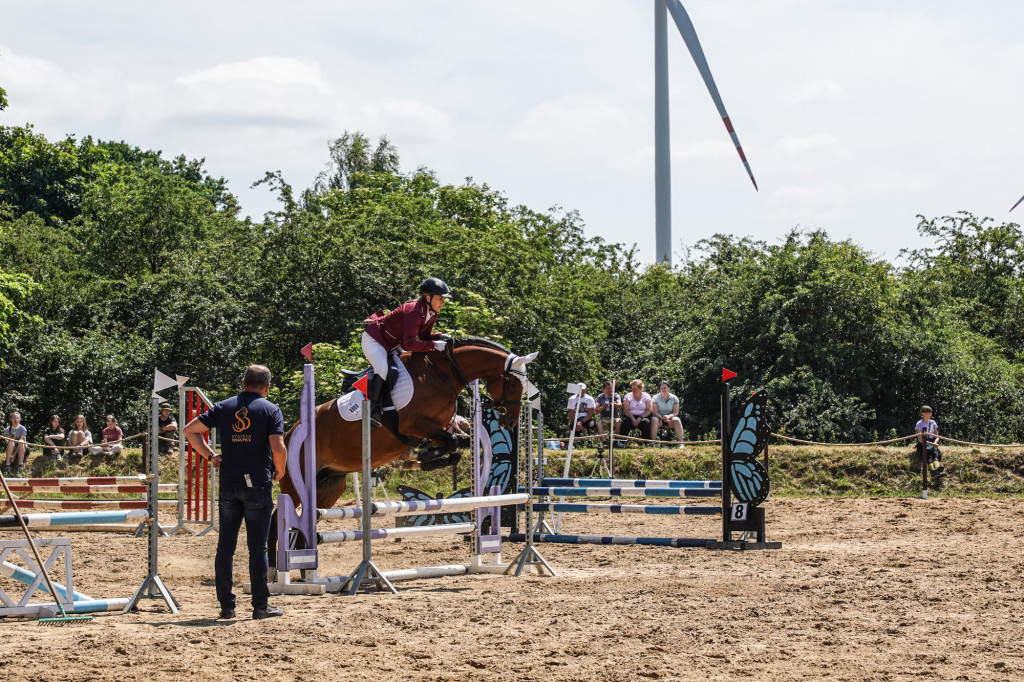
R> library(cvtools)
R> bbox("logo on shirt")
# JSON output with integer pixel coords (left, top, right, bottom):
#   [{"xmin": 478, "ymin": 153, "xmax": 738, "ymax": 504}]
[{"xmin": 233, "ymin": 407, "xmax": 251, "ymax": 433}]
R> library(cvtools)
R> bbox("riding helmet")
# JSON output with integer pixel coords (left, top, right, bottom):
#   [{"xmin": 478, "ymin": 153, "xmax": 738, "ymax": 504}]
[{"xmin": 419, "ymin": 277, "xmax": 452, "ymax": 298}]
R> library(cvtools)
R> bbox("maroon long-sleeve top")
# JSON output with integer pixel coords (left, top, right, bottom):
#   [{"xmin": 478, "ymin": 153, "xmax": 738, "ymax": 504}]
[{"xmin": 364, "ymin": 299, "xmax": 441, "ymax": 353}]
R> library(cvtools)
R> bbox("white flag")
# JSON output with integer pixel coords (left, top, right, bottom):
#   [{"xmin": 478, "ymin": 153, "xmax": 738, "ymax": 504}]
[
  {"xmin": 566, "ymin": 382, "xmax": 585, "ymax": 395},
  {"xmin": 153, "ymin": 369, "xmax": 178, "ymax": 395},
  {"xmin": 175, "ymin": 374, "xmax": 189, "ymax": 388}
]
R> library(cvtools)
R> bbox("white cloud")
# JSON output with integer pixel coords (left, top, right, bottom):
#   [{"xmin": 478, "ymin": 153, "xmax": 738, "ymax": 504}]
[{"xmin": 176, "ymin": 56, "xmax": 332, "ymax": 94}]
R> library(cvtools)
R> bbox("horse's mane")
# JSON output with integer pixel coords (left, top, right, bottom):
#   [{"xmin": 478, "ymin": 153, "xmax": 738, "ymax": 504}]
[{"xmin": 452, "ymin": 336, "xmax": 511, "ymax": 354}]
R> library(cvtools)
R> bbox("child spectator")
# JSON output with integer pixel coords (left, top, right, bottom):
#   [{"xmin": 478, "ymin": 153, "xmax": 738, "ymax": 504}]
[
  {"xmin": 67, "ymin": 414, "xmax": 93, "ymax": 457},
  {"xmin": 43, "ymin": 415, "xmax": 66, "ymax": 461},
  {"xmin": 95, "ymin": 415, "xmax": 124, "ymax": 457},
  {"xmin": 915, "ymin": 405, "xmax": 945, "ymax": 478},
  {"xmin": 4, "ymin": 412, "xmax": 28, "ymax": 476}
]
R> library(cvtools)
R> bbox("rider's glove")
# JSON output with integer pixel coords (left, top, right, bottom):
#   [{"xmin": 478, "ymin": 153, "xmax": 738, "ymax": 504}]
[{"xmin": 433, "ymin": 340, "xmax": 447, "ymax": 352}]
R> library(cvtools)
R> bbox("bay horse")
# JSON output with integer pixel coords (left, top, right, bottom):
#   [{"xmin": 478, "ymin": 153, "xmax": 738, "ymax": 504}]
[{"xmin": 269, "ymin": 338, "xmax": 537, "ymax": 566}]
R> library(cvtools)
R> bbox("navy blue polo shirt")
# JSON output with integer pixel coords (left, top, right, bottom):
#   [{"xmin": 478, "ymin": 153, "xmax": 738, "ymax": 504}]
[{"xmin": 198, "ymin": 391, "xmax": 284, "ymax": 488}]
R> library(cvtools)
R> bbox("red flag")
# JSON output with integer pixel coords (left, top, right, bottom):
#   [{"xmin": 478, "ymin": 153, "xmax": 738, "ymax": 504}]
[
  {"xmin": 300, "ymin": 342, "xmax": 313, "ymax": 362},
  {"xmin": 722, "ymin": 368, "xmax": 737, "ymax": 382},
  {"xmin": 353, "ymin": 375, "xmax": 368, "ymax": 398}
]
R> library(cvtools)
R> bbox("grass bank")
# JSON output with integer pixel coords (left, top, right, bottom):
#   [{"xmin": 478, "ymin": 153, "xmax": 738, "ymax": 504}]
[{"xmin": 12, "ymin": 443, "xmax": 1024, "ymax": 501}]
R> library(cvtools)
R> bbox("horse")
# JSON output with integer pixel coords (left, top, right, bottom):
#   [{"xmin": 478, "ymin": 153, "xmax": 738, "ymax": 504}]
[{"xmin": 269, "ymin": 338, "xmax": 537, "ymax": 567}]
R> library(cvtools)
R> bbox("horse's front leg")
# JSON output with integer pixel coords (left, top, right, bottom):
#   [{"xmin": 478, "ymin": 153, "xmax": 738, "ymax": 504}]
[{"xmin": 407, "ymin": 418, "xmax": 461, "ymax": 471}]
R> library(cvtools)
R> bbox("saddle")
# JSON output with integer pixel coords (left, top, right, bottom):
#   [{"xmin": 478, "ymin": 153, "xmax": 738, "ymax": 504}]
[{"xmin": 335, "ymin": 354, "xmax": 417, "ymax": 441}]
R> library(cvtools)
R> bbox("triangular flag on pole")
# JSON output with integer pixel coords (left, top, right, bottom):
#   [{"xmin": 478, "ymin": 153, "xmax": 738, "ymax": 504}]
[
  {"xmin": 153, "ymin": 369, "xmax": 178, "ymax": 394},
  {"xmin": 175, "ymin": 375, "xmax": 189, "ymax": 388},
  {"xmin": 300, "ymin": 343, "xmax": 313, "ymax": 362},
  {"xmin": 353, "ymin": 375, "xmax": 368, "ymax": 398},
  {"xmin": 722, "ymin": 368, "xmax": 737, "ymax": 382}
]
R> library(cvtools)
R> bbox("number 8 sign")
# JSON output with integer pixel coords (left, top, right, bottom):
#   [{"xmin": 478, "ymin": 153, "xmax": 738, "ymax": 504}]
[{"xmin": 731, "ymin": 502, "xmax": 748, "ymax": 522}]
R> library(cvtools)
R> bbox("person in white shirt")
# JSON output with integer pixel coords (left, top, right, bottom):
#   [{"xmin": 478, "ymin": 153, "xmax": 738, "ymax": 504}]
[{"xmin": 566, "ymin": 386, "xmax": 597, "ymax": 435}]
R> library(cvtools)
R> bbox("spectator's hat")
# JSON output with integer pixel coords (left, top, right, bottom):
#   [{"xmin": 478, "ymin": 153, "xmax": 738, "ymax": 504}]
[{"xmin": 158, "ymin": 401, "xmax": 172, "ymax": 413}]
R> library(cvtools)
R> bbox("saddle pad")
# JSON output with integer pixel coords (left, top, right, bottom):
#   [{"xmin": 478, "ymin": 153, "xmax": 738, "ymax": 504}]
[{"xmin": 336, "ymin": 359, "xmax": 414, "ymax": 422}]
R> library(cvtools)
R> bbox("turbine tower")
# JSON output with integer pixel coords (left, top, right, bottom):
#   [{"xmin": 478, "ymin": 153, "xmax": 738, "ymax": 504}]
[{"xmin": 654, "ymin": 0, "xmax": 758, "ymax": 265}]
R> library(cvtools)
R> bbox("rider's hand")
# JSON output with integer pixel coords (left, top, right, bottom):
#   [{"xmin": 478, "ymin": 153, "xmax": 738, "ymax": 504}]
[
  {"xmin": 433, "ymin": 340, "xmax": 447, "ymax": 351},
  {"xmin": 438, "ymin": 333, "xmax": 453, "ymax": 342}
]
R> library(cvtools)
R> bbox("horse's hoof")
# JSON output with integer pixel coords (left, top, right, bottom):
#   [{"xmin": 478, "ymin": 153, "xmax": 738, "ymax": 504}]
[{"xmin": 420, "ymin": 452, "xmax": 461, "ymax": 472}]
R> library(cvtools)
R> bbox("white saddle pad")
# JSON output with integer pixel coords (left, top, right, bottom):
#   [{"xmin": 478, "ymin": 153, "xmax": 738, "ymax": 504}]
[{"xmin": 336, "ymin": 360, "xmax": 414, "ymax": 422}]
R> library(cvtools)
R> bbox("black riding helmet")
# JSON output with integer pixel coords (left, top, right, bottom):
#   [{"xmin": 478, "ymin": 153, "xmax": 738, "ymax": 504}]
[{"xmin": 419, "ymin": 277, "xmax": 452, "ymax": 298}]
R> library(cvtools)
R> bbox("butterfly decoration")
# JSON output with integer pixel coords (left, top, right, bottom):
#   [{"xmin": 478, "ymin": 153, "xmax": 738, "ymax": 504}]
[
  {"xmin": 394, "ymin": 485, "xmax": 473, "ymax": 527},
  {"xmin": 394, "ymin": 405, "xmax": 517, "ymax": 527},
  {"xmin": 728, "ymin": 391, "xmax": 771, "ymax": 507}
]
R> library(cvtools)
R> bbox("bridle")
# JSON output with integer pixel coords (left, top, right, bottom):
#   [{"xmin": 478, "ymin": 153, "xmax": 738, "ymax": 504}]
[{"xmin": 426, "ymin": 342, "xmax": 524, "ymax": 415}]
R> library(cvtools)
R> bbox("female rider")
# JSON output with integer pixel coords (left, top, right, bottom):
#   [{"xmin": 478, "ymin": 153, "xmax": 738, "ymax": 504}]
[{"xmin": 362, "ymin": 277, "xmax": 452, "ymax": 424}]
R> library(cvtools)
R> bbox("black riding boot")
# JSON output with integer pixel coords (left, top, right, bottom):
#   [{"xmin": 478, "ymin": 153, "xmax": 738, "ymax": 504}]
[{"xmin": 367, "ymin": 373, "xmax": 386, "ymax": 427}]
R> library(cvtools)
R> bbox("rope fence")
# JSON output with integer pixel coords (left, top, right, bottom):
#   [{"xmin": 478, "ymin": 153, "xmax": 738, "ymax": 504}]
[
  {"xmin": 1, "ymin": 432, "xmax": 147, "ymax": 451},
  {"xmin": 543, "ymin": 430, "xmax": 1024, "ymax": 450}
]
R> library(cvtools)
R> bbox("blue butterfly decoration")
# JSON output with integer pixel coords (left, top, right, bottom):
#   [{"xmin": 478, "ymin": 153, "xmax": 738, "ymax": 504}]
[
  {"xmin": 394, "ymin": 485, "xmax": 473, "ymax": 527},
  {"xmin": 728, "ymin": 391, "xmax": 771, "ymax": 507},
  {"xmin": 395, "ymin": 405, "xmax": 518, "ymax": 527}
]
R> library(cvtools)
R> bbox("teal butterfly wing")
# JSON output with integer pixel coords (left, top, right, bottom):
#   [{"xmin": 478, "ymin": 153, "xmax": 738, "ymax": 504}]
[{"xmin": 728, "ymin": 391, "xmax": 770, "ymax": 507}]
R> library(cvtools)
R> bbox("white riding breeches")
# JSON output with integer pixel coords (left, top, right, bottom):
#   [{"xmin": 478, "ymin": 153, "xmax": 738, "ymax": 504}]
[{"xmin": 361, "ymin": 332, "xmax": 390, "ymax": 378}]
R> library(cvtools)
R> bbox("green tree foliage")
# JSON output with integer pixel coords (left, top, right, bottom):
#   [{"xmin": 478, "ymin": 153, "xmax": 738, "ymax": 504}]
[{"xmin": 2, "ymin": 123, "xmax": 1024, "ymax": 445}]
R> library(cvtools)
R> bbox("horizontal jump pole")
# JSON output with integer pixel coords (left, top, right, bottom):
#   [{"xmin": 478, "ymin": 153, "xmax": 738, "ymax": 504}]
[
  {"xmin": 523, "ymin": 503, "xmax": 721, "ymax": 516},
  {"xmin": 371, "ymin": 493, "xmax": 530, "ymax": 516},
  {"xmin": 1, "ymin": 499, "xmax": 177, "ymax": 511},
  {"xmin": 313, "ymin": 564, "xmax": 471, "ymax": 586},
  {"xmin": 2, "ymin": 476, "xmax": 150, "ymax": 486},
  {"xmin": 524, "ymin": 487, "xmax": 720, "ymax": 499},
  {"xmin": 540, "ymin": 478, "xmax": 721, "ymax": 489},
  {"xmin": 317, "ymin": 507, "xmax": 385, "ymax": 521},
  {"xmin": 508, "ymin": 533, "xmax": 715, "ymax": 548},
  {"xmin": 0, "ymin": 509, "xmax": 151, "ymax": 528},
  {"xmin": 1, "ymin": 559, "xmax": 93, "ymax": 602},
  {"xmin": 317, "ymin": 522, "xmax": 475, "ymax": 544},
  {"xmin": 4, "ymin": 484, "xmax": 176, "ymax": 494},
  {"xmin": 30, "ymin": 598, "xmax": 131, "ymax": 618}
]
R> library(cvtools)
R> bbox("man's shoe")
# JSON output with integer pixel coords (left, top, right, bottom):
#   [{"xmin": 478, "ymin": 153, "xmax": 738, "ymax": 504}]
[
  {"xmin": 219, "ymin": 607, "xmax": 236, "ymax": 619},
  {"xmin": 252, "ymin": 605, "xmax": 283, "ymax": 620}
]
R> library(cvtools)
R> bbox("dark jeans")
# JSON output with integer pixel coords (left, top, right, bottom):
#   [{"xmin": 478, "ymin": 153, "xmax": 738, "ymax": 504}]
[
  {"xmin": 216, "ymin": 484, "xmax": 273, "ymax": 611},
  {"xmin": 618, "ymin": 416, "xmax": 651, "ymax": 440}
]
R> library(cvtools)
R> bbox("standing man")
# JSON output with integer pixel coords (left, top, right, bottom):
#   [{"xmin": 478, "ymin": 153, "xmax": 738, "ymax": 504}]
[{"xmin": 183, "ymin": 365, "xmax": 287, "ymax": 620}]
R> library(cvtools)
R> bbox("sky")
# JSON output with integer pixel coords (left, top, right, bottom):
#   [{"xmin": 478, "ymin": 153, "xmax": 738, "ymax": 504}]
[{"xmin": 1, "ymin": 0, "xmax": 1022, "ymax": 265}]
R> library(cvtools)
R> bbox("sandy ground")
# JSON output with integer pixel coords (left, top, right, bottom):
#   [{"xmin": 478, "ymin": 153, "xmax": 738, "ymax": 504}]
[{"xmin": 1, "ymin": 497, "xmax": 1022, "ymax": 681}]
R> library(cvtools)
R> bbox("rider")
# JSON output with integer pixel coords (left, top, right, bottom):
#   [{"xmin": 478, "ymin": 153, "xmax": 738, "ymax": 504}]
[{"xmin": 362, "ymin": 277, "xmax": 452, "ymax": 425}]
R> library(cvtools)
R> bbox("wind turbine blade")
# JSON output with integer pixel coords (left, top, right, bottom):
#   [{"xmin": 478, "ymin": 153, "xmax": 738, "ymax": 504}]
[
  {"xmin": 665, "ymin": 0, "xmax": 758, "ymax": 190},
  {"xmin": 1011, "ymin": 194, "xmax": 1024, "ymax": 212}
]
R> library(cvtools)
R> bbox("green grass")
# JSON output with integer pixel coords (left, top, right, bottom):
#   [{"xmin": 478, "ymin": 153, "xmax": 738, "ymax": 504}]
[{"xmin": 13, "ymin": 443, "xmax": 1024, "ymax": 501}]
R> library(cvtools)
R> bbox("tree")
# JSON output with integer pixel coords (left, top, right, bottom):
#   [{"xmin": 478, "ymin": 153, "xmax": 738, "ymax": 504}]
[{"xmin": 314, "ymin": 131, "xmax": 400, "ymax": 192}]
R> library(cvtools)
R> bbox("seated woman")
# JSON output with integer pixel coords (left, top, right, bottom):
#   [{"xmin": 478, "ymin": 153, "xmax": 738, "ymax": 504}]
[
  {"xmin": 4, "ymin": 412, "xmax": 28, "ymax": 476},
  {"xmin": 616, "ymin": 380, "xmax": 652, "ymax": 444},
  {"xmin": 43, "ymin": 415, "xmax": 66, "ymax": 461},
  {"xmin": 651, "ymin": 380, "xmax": 685, "ymax": 448},
  {"xmin": 67, "ymin": 414, "xmax": 93, "ymax": 457},
  {"xmin": 93, "ymin": 414, "xmax": 124, "ymax": 457}
]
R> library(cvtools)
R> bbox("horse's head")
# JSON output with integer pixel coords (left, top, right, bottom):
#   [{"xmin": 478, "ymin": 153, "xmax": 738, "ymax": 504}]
[{"xmin": 482, "ymin": 351, "xmax": 538, "ymax": 429}]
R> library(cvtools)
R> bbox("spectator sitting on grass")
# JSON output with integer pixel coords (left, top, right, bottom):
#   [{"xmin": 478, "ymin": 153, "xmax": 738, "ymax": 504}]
[
  {"xmin": 43, "ymin": 415, "xmax": 66, "ymax": 461},
  {"xmin": 4, "ymin": 412, "xmax": 28, "ymax": 476},
  {"xmin": 93, "ymin": 414, "xmax": 124, "ymax": 457},
  {"xmin": 67, "ymin": 414, "xmax": 93, "ymax": 457}
]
